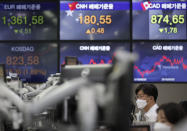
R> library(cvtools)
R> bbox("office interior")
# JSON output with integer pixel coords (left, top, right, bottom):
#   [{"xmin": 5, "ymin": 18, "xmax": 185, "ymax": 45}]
[{"xmin": 0, "ymin": 0, "xmax": 187, "ymax": 131}]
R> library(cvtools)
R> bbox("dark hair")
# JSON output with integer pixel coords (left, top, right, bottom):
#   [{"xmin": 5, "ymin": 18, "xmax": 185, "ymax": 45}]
[
  {"xmin": 135, "ymin": 84, "xmax": 158, "ymax": 102},
  {"xmin": 179, "ymin": 101, "xmax": 187, "ymax": 114},
  {"xmin": 157, "ymin": 103, "xmax": 185, "ymax": 125}
]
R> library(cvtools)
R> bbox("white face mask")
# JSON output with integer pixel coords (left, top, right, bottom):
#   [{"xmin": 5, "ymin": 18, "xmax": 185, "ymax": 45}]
[
  {"xmin": 154, "ymin": 122, "xmax": 171, "ymax": 131},
  {"xmin": 136, "ymin": 99, "xmax": 147, "ymax": 109}
]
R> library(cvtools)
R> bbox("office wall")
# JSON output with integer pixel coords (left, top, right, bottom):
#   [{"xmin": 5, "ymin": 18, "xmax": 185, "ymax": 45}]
[{"xmin": 132, "ymin": 84, "xmax": 187, "ymax": 106}]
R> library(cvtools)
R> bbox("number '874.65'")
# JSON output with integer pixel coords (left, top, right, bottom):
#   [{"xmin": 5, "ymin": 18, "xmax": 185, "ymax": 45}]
[{"xmin": 151, "ymin": 15, "xmax": 185, "ymax": 24}]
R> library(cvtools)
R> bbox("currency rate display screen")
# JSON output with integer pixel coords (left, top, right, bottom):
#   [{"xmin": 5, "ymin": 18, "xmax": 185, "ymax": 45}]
[
  {"xmin": 0, "ymin": 43, "xmax": 58, "ymax": 83},
  {"xmin": 133, "ymin": 0, "xmax": 187, "ymax": 40},
  {"xmin": 0, "ymin": 2, "xmax": 57, "ymax": 40},
  {"xmin": 60, "ymin": 42, "xmax": 130, "ymax": 68},
  {"xmin": 133, "ymin": 42, "xmax": 187, "ymax": 82},
  {"xmin": 60, "ymin": 1, "xmax": 130, "ymax": 40}
]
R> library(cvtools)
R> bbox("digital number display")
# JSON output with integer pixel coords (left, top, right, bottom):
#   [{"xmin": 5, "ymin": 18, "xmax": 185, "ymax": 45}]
[
  {"xmin": 133, "ymin": 42, "xmax": 187, "ymax": 82},
  {"xmin": 151, "ymin": 15, "xmax": 184, "ymax": 25},
  {"xmin": 60, "ymin": 42, "xmax": 130, "ymax": 69},
  {"xmin": 133, "ymin": 0, "xmax": 187, "ymax": 40},
  {"xmin": 2, "ymin": 15, "xmax": 44, "ymax": 25},
  {"xmin": 60, "ymin": 1, "xmax": 130, "ymax": 40},
  {"xmin": 0, "ymin": 43, "xmax": 57, "ymax": 83},
  {"xmin": 6, "ymin": 56, "xmax": 39, "ymax": 66},
  {"xmin": 0, "ymin": 2, "xmax": 57, "ymax": 40},
  {"xmin": 79, "ymin": 15, "xmax": 112, "ymax": 25}
]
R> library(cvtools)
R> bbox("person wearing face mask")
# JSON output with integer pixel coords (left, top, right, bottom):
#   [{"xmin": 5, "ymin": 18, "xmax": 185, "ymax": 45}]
[
  {"xmin": 135, "ymin": 84, "xmax": 158, "ymax": 122},
  {"xmin": 155, "ymin": 103, "xmax": 186, "ymax": 130}
]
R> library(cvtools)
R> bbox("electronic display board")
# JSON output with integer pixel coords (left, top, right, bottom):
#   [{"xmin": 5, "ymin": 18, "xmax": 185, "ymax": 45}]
[
  {"xmin": 133, "ymin": 41, "xmax": 187, "ymax": 82},
  {"xmin": 60, "ymin": 1, "xmax": 130, "ymax": 40},
  {"xmin": 133, "ymin": 0, "xmax": 187, "ymax": 40},
  {"xmin": 0, "ymin": 1, "xmax": 57, "ymax": 40},
  {"xmin": 60, "ymin": 42, "xmax": 130, "ymax": 68},
  {"xmin": 0, "ymin": 43, "xmax": 58, "ymax": 83}
]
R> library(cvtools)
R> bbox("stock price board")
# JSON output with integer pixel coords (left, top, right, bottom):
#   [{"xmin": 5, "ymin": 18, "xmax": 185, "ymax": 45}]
[
  {"xmin": 0, "ymin": 2, "xmax": 57, "ymax": 40},
  {"xmin": 0, "ymin": 43, "xmax": 57, "ymax": 83},
  {"xmin": 133, "ymin": 0, "xmax": 187, "ymax": 40},
  {"xmin": 60, "ymin": 1, "xmax": 130, "ymax": 40}
]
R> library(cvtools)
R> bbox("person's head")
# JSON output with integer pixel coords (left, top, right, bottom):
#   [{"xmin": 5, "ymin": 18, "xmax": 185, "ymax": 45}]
[
  {"xmin": 157, "ymin": 103, "xmax": 185, "ymax": 127},
  {"xmin": 179, "ymin": 101, "xmax": 187, "ymax": 115},
  {"xmin": 135, "ymin": 84, "xmax": 158, "ymax": 110}
]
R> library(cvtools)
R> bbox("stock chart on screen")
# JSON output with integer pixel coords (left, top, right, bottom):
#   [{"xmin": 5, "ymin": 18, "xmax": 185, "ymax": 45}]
[
  {"xmin": 0, "ymin": 1, "xmax": 57, "ymax": 40},
  {"xmin": 133, "ymin": 0, "xmax": 187, "ymax": 40},
  {"xmin": 0, "ymin": 43, "xmax": 57, "ymax": 83},
  {"xmin": 133, "ymin": 42, "xmax": 187, "ymax": 82},
  {"xmin": 60, "ymin": 42, "xmax": 130, "ymax": 69},
  {"xmin": 60, "ymin": 1, "xmax": 130, "ymax": 40}
]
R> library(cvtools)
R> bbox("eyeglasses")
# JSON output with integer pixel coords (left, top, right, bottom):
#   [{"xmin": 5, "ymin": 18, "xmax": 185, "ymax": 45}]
[{"xmin": 135, "ymin": 95, "xmax": 148, "ymax": 99}]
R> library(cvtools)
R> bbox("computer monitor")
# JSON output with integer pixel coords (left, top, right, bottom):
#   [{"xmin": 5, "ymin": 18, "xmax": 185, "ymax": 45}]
[
  {"xmin": 130, "ymin": 125, "xmax": 150, "ymax": 131},
  {"xmin": 61, "ymin": 64, "xmax": 111, "ymax": 82},
  {"xmin": 65, "ymin": 56, "xmax": 79, "ymax": 65}
]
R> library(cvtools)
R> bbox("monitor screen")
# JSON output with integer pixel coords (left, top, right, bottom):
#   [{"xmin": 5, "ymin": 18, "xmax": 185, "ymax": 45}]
[
  {"xmin": 60, "ymin": 1, "xmax": 130, "ymax": 40},
  {"xmin": 0, "ymin": 1, "xmax": 57, "ymax": 40},
  {"xmin": 61, "ymin": 64, "xmax": 111, "ymax": 82},
  {"xmin": 133, "ymin": 42, "xmax": 187, "ymax": 82},
  {"xmin": 0, "ymin": 43, "xmax": 58, "ymax": 83},
  {"xmin": 60, "ymin": 42, "xmax": 130, "ymax": 69},
  {"xmin": 133, "ymin": 0, "xmax": 187, "ymax": 40}
]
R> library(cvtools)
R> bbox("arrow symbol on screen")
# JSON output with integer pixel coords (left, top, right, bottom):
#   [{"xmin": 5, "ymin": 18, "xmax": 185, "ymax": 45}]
[
  {"xmin": 14, "ymin": 29, "xmax": 18, "ymax": 34},
  {"xmin": 159, "ymin": 28, "xmax": 164, "ymax": 33},
  {"xmin": 86, "ymin": 29, "xmax": 91, "ymax": 34}
]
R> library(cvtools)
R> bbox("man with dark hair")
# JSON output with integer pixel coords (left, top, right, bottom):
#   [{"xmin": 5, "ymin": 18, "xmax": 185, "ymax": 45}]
[{"xmin": 135, "ymin": 84, "xmax": 159, "ymax": 122}]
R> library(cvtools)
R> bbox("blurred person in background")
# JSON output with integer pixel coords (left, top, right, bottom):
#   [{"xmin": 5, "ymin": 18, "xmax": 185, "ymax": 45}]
[
  {"xmin": 154, "ymin": 103, "xmax": 186, "ymax": 131},
  {"xmin": 179, "ymin": 101, "xmax": 187, "ymax": 115}
]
